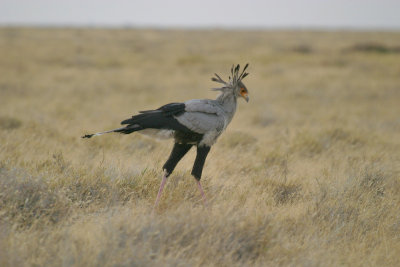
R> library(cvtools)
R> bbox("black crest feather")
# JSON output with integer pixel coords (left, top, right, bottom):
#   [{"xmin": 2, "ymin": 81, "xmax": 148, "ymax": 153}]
[{"xmin": 211, "ymin": 63, "xmax": 250, "ymax": 88}]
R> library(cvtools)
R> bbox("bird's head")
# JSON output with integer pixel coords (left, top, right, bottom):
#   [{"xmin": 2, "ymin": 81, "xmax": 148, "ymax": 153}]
[{"xmin": 211, "ymin": 63, "xmax": 250, "ymax": 102}]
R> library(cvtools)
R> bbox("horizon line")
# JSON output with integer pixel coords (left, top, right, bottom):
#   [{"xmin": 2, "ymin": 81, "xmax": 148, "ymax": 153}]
[{"xmin": 1, "ymin": 23, "xmax": 400, "ymax": 32}]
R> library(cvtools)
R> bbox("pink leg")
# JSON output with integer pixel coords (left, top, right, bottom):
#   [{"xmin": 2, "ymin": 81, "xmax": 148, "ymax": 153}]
[
  {"xmin": 197, "ymin": 181, "xmax": 208, "ymax": 207},
  {"xmin": 153, "ymin": 172, "xmax": 167, "ymax": 211}
]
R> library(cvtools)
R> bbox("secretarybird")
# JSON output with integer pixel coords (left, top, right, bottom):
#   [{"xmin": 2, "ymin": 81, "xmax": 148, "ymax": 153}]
[{"xmin": 82, "ymin": 64, "xmax": 250, "ymax": 208}]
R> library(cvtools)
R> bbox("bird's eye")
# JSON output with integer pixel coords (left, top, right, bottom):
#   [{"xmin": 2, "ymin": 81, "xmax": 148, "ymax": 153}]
[{"xmin": 240, "ymin": 88, "xmax": 245, "ymax": 93}]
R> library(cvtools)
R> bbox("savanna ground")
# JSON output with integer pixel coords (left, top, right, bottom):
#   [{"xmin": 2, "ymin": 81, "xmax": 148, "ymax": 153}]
[{"xmin": 0, "ymin": 27, "xmax": 400, "ymax": 266}]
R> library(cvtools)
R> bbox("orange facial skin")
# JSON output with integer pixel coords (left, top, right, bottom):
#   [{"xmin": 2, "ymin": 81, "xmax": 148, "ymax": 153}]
[{"xmin": 240, "ymin": 87, "xmax": 249, "ymax": 102}]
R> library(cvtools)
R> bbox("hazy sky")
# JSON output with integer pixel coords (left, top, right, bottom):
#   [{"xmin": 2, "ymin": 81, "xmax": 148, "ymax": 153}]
[{"xmin": 1, "ymin": 0, "xmax": 400, "ymax": 29}]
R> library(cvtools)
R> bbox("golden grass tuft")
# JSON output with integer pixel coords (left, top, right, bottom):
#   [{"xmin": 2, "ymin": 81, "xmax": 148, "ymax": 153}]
[{"xmin": 0, "ymin": 116, "xmax": 22, "ymax": 130}]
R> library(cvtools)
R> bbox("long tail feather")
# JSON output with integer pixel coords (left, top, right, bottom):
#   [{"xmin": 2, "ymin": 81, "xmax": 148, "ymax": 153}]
[{"xmin": 82, "ymin": 126, "xmax": 137, "ymax": 138}]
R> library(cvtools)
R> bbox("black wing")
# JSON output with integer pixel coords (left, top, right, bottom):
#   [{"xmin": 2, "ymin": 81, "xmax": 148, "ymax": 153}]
[
  {"xmin": 117, "ymin": 103, "xmax": 189, "ymax": 134},
  {"xmin": 137, "ymin": 103, "xmax": 186, "ymax": 117}
]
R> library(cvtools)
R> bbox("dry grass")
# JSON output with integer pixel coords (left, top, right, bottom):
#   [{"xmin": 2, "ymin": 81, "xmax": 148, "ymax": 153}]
[{"xmin": 1, "ymin": 27, "xmax": 400, "ymax": 266}]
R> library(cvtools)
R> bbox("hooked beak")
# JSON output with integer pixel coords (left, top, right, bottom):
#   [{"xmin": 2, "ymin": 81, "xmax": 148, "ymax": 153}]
[{"xmin": 242, "ymin": 94, "xmax": 249, "ymax": 102}]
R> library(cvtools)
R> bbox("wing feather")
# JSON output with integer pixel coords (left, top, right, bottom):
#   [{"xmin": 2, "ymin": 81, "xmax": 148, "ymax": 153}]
[{"xmin": 175, "ymin": 99, "xmax": 226, "ymax": 134}]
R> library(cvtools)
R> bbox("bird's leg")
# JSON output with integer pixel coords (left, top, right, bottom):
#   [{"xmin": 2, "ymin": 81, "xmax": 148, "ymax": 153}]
[
  {"xmin": 153, "ymin": 143, "xmax": 192, "ymax": 211},
  {"xmin": 192, "ymin": 145, "xmax": 211, "ymax": 206},
  {"xmin": 163, "ymin": 143, "xmax": 193, "ymax": 177},
  {"xmin": 197, "ymin": 180, "xmax": 208, "ymax": 207},
  {"xmin": 153, "ymin": 171, "xmax": 168, "ymax": 211}
]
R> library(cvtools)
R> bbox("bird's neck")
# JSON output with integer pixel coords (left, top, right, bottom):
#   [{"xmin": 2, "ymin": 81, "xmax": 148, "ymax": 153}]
[{"xmin": 216, "ymin": 91, "xmax": 237, "ymax": 119}]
